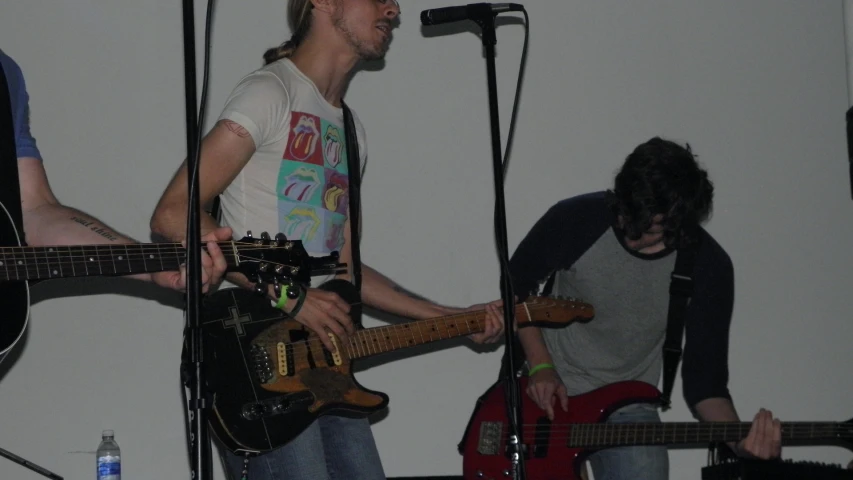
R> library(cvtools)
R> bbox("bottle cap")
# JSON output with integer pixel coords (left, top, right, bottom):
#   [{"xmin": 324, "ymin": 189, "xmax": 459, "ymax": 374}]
[{"xmin": 102, "ymin": 429, "xmax": 114, "ymax": 437}]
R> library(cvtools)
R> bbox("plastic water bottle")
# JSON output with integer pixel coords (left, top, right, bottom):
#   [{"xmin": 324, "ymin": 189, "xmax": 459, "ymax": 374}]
[{"xmin": 96, "ymin": 430, "xmax": 121, "ymax": 480}]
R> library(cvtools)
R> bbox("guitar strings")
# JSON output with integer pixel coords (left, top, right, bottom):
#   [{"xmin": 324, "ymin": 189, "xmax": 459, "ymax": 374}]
[
  {"xmin": 0, "ymin": 241, "xmax": 295, "ymax": 250},
  {"xmin": 271, "ymin": 301, "xmax": 568, "ymax": 358},
  {"xmin": 488, "ymin": 423, "xmax": 843, "ymax": 443},
  {"xmin": 0, "ymin": 247, "xmax": 301, "ymax": 256},
  {"xmin": 250, "ymin": 302, "xmax": 568, "ymax": 361},
  {"xmin": 265, "ymin": 305, "xmax": 525, "ymax": 361},
  {"xmin": 0, "ymin": 247, "xmax": 306, "ymax": 276},
  {"xmin": 276, "ymin": 314, "xmax": 490, "ymax": 360}
]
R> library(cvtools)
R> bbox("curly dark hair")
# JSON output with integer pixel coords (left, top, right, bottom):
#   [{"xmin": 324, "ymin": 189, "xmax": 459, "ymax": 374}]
[{"xmin": 606, "ymin": 137, "xmax": 714, "ymax": 249}]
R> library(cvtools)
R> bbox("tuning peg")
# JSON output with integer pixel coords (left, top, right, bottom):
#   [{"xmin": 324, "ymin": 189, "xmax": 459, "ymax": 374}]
[
  {"xmin": 286, "ymin": 283, "xmax": 302, "ymax": 299},
  {"xmin": 272, "ymin": 278, "xmax": 282, "ymax": 298},
  {"xmin": 253, "ymin": 281, "xmax": 268, "ymax": 297},
  {"xmin": 261, "ymin": 232, "xmax": 271, "ymax": 243},
  {"xmin": 275, "ymin": 233, "xmax": 288, "ymax": 246},
  {"xmin": 245, "ymin": 230, "xmax": 253, "ymax": 238}
]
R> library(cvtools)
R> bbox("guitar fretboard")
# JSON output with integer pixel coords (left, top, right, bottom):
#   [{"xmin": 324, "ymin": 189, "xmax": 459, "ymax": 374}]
[
  {"xmin": 563, "ymin": 422, "xmax": 843, "ymax": 448},
  {"xmin": 0, "ymin": 243, "xmax": 234, "ymax": 281},
  {"xmin": 343, "ymin": 306, "xmax": 529, "ymax": 359}
]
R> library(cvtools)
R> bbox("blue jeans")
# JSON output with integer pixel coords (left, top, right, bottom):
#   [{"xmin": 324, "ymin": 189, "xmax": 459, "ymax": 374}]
[
  {"xmin": 586, "ymin": 403, "xmax": 669, "ymax": 480},
  {"xmin": 220, "ymin": 416, "xmax": 385, "ymax": 480}
]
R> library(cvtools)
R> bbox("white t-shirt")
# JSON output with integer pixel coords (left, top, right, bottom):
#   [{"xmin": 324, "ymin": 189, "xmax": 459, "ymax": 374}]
[{"xmin": 217, "ymin": 58, "xmax": 367, "ymax": 285}]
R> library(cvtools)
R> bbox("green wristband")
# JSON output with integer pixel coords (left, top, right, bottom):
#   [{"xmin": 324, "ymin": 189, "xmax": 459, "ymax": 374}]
[
  {"xmin": 287, "ymin": 288, "xmax": 307, "ymax": 319},
  {"xmin": 274, "ymin": 283, "xmax": 301, "ymax": 310},
  {"xmin": 274, "ymin": 292, "xmax": 288, "ymax": 310},
  {"xmin": 527, "ymin": 363, "xmax": 554, "ymax": 377}
]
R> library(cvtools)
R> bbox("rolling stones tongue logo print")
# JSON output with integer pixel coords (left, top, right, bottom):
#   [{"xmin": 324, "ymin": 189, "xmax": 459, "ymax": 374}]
[
  {"xmin": 287, "ymin": 115, "xmax": 321, "ymax": 162},
  {"xmin": 277, "ymin": 112, "xmax": 350, "ymax": 254}
]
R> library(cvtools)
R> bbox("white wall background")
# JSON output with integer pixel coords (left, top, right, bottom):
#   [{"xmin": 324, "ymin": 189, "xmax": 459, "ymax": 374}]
[{"xmin": 1, "ymin": 1, "xmax": 852, "ymax": 478}]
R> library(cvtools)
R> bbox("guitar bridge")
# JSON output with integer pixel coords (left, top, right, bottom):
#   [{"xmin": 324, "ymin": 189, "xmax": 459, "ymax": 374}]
[
  {"xmin": 250, "ymin": 344, "xmax": 274, "ymax": 383},
  {"xmin": 477, "ymin": 421, "xmax": 503, "ymax": 455}
]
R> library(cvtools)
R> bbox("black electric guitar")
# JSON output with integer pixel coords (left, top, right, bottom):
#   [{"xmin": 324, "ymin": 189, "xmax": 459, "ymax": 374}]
[
  {"xmin": 197, "ymin": 279, "xmax": 596, "ymax": 454},
  {"xmin": 0, "ymin": 202, "xmax": 323, "ymax": 354}
]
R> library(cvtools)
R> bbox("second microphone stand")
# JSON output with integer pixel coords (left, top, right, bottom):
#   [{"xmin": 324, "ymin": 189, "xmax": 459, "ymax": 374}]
[{"xmin": 473, "ymin": 12, "xmax": 527, "ymax": 480}]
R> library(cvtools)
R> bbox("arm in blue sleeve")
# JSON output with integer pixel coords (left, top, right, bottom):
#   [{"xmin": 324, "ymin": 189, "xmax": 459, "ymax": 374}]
[{"xmin": 0, "ymin": 51, "xmax": 41, "ymax": 160}]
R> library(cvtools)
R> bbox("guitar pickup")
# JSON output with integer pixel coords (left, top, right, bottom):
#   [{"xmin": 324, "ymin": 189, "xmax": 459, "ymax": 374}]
[
  {"xmin": 532, "ymin": 417, "xmax": 551, "ymax": 458},
  {"xmin": 323, "ymin": 333, "xmax": 343, "ymax": 366},
  {"xmin": 276, "ymin": 342, "xmax": 294, "ymax": 377}
]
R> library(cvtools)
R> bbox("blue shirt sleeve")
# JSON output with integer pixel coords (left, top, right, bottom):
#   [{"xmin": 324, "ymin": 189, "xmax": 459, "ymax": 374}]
[{"xmin": 0, "ymin": 50, "xmax": 42, "ymax": 161}]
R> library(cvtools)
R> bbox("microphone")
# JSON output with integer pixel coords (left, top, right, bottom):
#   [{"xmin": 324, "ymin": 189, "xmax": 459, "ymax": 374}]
[{"xmin": 420, "ymin": 3, "xmax": 524, "ymax": 26}]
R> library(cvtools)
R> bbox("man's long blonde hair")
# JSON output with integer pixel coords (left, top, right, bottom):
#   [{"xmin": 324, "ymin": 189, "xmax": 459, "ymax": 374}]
[{"xmin": 263, "ymin": 0, "xmax": 315, "ymax": 65}]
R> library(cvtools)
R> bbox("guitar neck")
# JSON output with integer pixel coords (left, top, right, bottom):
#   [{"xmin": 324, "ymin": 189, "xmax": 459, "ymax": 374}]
[
  {"xmin": 569, "ymin": 421, "xmax": 843, "ymax": 448},
  {"xmin": 0, "ymin": 242, "xmax": 236, "ymax": 281},
  {"xmin": 344, "ymin": 305, "xmax": 530, "ymax": 360}
]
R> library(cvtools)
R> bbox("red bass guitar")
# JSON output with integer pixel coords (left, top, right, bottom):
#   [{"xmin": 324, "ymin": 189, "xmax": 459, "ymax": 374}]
[{"xmin": 460, "ymin": 377, "xmax": 853, "ymax": 480}]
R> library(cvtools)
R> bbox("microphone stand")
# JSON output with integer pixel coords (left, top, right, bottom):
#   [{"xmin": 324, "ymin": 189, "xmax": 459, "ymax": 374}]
[
  {"xmin": 0, "ymin": 447, "xmax": 62, "ymax": 480},
  {"xmin": 846, "ymin": 105, "xmax": 853, "ymax": 200},
  {"xmin": 180, "ymin": 0, "xmax": 211, "ymax": 479},
  {"xmin": 472, "ymin": 13, "xmax": 527, "ymax": 480}
]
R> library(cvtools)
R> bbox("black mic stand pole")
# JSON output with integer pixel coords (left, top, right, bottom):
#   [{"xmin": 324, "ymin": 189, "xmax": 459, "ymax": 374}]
[
  {"xmin": 0, "ymin": 448, "xmax": 62, "ymax": 480},
  {"xmin": 473, "ymin": 13, "xmax": 526, "ymax": 480},
  {"xmin": 846, "ymin": 105, "xmax": 853, "ymax": 200},
  {"xmin": 180, "ymin": 0, "xmax": 211, "ymax": 479}
]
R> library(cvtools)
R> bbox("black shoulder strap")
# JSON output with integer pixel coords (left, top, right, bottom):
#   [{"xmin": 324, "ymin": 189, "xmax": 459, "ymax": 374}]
[
  {"xmin": 207, "ymin": 195, "xmax": 221, "ymax": 222},
  {"xmin": 341, "ymin": 101, "xmax": 363, "ymax": 321},
  {"xmin": 660, "ymin": 243, "xmax": 698, "ymax": 410},
  {"xmin": 0, "ymin": 61, "xmax": 24, "ymax": 237}
]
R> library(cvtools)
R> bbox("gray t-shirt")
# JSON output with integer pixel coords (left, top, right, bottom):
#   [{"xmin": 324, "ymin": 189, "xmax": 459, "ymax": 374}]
[
  {"xmin": 543, "ymin": 228, "xmax": 675, "ymax": 396},
  {"xmin": 509, "ymin": 191, "xmax": 734, "ymax": 407}
]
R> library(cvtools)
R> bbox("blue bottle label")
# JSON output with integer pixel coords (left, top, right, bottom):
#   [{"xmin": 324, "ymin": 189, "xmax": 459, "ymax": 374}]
[{"xmin": 97, "ymin": 455, "xmax": 120, "ymax": 480}]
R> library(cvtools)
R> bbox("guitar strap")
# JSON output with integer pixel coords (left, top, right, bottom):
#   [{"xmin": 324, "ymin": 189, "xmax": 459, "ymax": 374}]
[
  {"xmin": 0, "ymin": 58, "xmax": 25, "ymax": 240},
  {"xmin": 660, "ymin": 236, "xmax": 698, "ymax": 410},
  {"xmin": 341, "ymin": 101, "xmax": 363, "ymax": 327}
]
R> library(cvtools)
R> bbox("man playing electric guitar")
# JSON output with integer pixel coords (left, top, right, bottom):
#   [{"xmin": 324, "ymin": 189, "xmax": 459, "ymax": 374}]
[
  {"xmin": 149, "ymin": 1, "xmax": 505, "ymax": 478},
  {"xmin": 502, "ymin": 138, "xmax": 782, "ymax": 479}
]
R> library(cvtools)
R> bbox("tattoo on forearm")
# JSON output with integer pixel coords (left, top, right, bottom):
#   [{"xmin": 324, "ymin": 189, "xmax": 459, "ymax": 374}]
[
  {"xmin": 70, "ymin": 216, "xmax": 119, "ymax": 242},
  {"xmin": 223, "ymin": 120, "xmax": 251, "ymax": 138},
  {"xmin": 393, "ymin": 284, "xmax": 430, "ymax": 302}
]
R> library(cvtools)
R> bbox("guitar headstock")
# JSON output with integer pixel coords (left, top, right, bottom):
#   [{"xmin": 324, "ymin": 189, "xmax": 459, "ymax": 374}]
[
  {"xmin": 232, "ymin": 231, "xmax": 313, "ymax": 285},
  {"xmin": 519, "ymin": 295, "xmax": 595, "ymax": 329}
]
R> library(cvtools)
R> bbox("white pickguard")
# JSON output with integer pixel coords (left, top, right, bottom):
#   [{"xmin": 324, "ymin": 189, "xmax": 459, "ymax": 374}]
[{"xmin": 0, "ymin": 199, "xmax": 30, "ymax": 356}]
